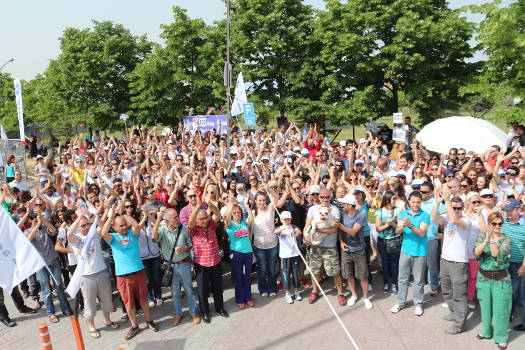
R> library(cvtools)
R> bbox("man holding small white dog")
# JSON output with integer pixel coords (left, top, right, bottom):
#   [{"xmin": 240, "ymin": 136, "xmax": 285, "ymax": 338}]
[
  {"xmin": 336, "ymin": 194, "xmax": 373, "ymax": 309},
  {"xmin": 305, "ymin": 188, "xmax": 346, "ymax": 305}
]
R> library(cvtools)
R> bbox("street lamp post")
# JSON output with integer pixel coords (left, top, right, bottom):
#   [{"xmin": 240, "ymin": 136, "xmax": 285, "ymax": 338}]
[{"xmin": 0, "ymin": 58, "xmax": 14, "ymax": 72}]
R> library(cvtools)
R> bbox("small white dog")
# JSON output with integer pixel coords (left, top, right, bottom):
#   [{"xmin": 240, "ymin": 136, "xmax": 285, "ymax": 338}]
[{"xmin": 304, "ymin": 206, "xmax": 335, "ymax": 246}]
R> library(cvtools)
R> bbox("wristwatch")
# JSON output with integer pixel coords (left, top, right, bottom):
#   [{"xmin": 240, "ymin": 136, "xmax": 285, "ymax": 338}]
[{"xmin": 489, "ymin": 239, "xmax": 496, "ymax": 244}]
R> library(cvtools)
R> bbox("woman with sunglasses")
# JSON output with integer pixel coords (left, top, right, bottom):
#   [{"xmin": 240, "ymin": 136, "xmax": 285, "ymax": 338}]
[
  {"xmin": 459, "ymin": 178, "xmax": 473, "ymax": 201},
  {"xmin": 474, "ymin": 212, "xmax": 512, "ymax": 349},
  {"xmin": 463, "ymin": 192, "xmax": 483, "ymax": 310},
  {"xmin": 224, "ymin": 194, "xmax": 255, "ymax": 308}
]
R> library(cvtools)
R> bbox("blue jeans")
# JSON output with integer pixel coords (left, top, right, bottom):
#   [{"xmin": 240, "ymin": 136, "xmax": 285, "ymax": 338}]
[
  {"xmin": 377, "ymin": 238, "xmax": 400, "ymax": 286},
  {"xmin": 170, "ymin": 262, "xmax": 197, "ymax": 317},
  {"xmin": 509, "ymin": 262, "xmax": 525, "ymax": 324},
  {"xmin": 231, "ymin": 252, "xmax": 253, "ymax": 304},
  {"xmin": 36, "ymin": 260, "xmax": 68, "ymax": 316},
  {"xmin": 427, "ymin": 239, "xmax": 440, "ymax": 290},
  {"xmin": 281, "ymin": 256, "xmax": 300, "ymax": 291},
  {"xmin": 397, "ymin": 252, "xmax": 427, "ymax": 307},
  {"xmin": 143, "ymin": 256, "xmax": 162, "ymax": 301},
  {"xmin": 255, "ymin": 246, "xmax": 278, "ymax": 294}
]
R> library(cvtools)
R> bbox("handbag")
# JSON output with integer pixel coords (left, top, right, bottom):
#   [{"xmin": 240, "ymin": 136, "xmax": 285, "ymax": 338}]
[
  {"xmin": 381, "ymin": 209, "xmax": 402, "ymax": 254},
  {"xmin": 160, "ymin": 224, "xmax": 182, "ymax": 288}
]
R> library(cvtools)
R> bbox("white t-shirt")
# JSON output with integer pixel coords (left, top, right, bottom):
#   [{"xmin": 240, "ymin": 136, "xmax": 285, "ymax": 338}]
[
  {"xmin": 466, "ymin": 212, "xmax": 481, "ymax": 260},
  {"xmin": 253, "ymin": 206, "xmax": 277, "ymax": 249},
  {"xmin": 307, "ymin": 204, "xmax": 340, "ymax": 248},
  {"xmin": 57, "ymin": 227, "xmax": 78, "ymax": 266},
  {"xmin": 440, "ymin": 214, "xmax": 472, "ymax": 263},
  {"xmin": 69, "ymin": 233, "xmax": 107, "ymax": 275},
  {"xmin": 278, "ymin": 225, "xmax": 300, "ymax": 258}
]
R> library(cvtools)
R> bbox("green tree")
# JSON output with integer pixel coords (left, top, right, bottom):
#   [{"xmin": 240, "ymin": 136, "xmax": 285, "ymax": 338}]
[
  {"xmin": 231, "ymin": 0, "xmax": 319, "ymax": 119},
  {"xmin": 130, "ymin": 7, "xmax": 226, "ymax": 125},
  {"xmin": 318, "ymin": 0, "xmax": 475, "ymax": 125},
  {"xmin": 473, "ymin": 0, "xmax": 525, "ymax": 122},
  {"xmin": 43, "ymin": 20, "xmax": 151, "ymax": 129},
  {"xmin": 0, "ymin": 73, "xmax": 17, "ymax": 132}
]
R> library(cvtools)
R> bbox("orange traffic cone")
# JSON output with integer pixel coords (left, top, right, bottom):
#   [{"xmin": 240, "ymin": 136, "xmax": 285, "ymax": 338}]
[{"xmin": 38, "ymin": 323, "xmax": 53, "ymax": 350}]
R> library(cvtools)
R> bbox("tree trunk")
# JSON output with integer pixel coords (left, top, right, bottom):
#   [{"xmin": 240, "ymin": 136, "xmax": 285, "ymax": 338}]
[{"xmin": 392, "ymin": 82, "xmax": 399, "ymax": 113}]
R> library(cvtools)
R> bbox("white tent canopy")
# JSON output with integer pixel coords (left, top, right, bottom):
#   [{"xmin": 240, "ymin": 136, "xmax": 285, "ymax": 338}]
[{"xmin": 415, "ymin": 116, "xmax": 508, "ymax": 155}]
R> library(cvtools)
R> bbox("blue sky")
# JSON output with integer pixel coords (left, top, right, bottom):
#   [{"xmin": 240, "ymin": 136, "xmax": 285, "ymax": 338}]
[{"xmin": 0, "ymin": 0, "xmax": 496, "ymax": 80}]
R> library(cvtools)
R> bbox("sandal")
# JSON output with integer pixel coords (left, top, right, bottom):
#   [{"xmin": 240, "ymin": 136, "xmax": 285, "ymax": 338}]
[
  {"xmin": 49, "ymin": 315, "xmax": 59, "ymax": 323},
  {"xmin": 237, "ymin": 303, "xmax": 245, "ymax": 309},
  {"xmin": 105, "ymin": 321, "xmax": 119, "ymax": 329},
  {"xmin": 89, "ymin": 329, "xmax": 101, "ymax": 339},
  {"xmin": 246, "ymin": 300, "xmax": 255, "ymax": 307},
  {"xmin": 125, "ymin": 326, "xmax": 140, "ymax": 340},
  {"xmin": 476, "ymin": 334, "xmax": 490, "ymax": 340}
]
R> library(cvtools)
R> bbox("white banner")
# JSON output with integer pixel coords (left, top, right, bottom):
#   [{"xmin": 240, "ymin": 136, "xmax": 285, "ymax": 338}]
[
  {"xmin": 13, "ymin": 79, "xmax": 25, "ymax": 141},
  {"xmin": 231, "ymin": 72, "xmax": 248, "ymax": 116},
  {"xmin": 65, "ymin": 217, "xmax": 99, "ymax": 298},
  {"xmin": 0, "ymin": 124, "xmax": 8, "ymax": 141},
  {"xmin": 0, "ymin": 208, "xmax": 45, "ymax": 294}
]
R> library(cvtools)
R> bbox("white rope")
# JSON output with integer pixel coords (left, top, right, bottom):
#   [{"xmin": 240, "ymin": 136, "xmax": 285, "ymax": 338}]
[{"xmin": 231, "ymin": 117, "xmax": 360, "ymax": 350}]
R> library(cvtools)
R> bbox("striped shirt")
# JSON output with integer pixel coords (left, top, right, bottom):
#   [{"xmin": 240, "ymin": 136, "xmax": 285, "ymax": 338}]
[
  {"xmin": 501, "ymin": 217, "xmax": 525, "ymax": 263},
  {"xmin": 189, "ymin": 219, "xmax": 222, "ymax": 267}
]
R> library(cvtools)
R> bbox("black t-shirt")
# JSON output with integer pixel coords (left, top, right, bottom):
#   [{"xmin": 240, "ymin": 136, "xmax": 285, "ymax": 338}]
[{"xmin": 280, "ymin": 198, "xmax": 306, "ymax": 230}]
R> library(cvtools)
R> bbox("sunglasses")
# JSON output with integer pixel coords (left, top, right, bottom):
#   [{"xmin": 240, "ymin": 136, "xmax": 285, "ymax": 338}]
[
  {"xmin": 320, "ymin": 196, "xmax": 330, "ymax": 200},
  {"xmin": 167, "ymin": 183, "xmax": 175, "ymax": 186},
  {"xmin": 419, "ymin": 190, "xmax": 430, "ymax": 194},
  {"xmin": 452, "ymin": 206, "xmax": 463, "ymax": 211},
  {"xmin": 507, "ymin": 173, "xmax": 517, "ymax": 177},
  {"xmin": 491, "ymin": 222, "xmax": 503, "ymax": 227},
  {"xmin": 125, "ymin": 205, "xmax": 133, "ymax": 208},
  {"xmin": 458, "ymin": 153, "xmax": 465, "ymax": 156},
  {"xmin": 35, "ymin": 203, "xmax": 43, "ymax": 207},
  {"xmin": 510, "ymin": 162, "xmax": 519, "ymax": 165},
  {"xmin": 461, "ymin": 184, "xmax": 469, "ymax": 188},
  {"xmin": 471, "ymin": 200, "xmax": 481, "ymax": 205},
  {"xmin": 481, "ymin": 194, "xmax": 493, "ymax": 198}
]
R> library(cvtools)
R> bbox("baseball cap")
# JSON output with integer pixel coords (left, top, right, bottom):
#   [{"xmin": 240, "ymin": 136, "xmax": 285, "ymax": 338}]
[
  {"xmin": 281, "ymin": 211, "xmax": 292, "ymax": 220},
  {"xmin": 339, "ymin": 140, "xmax": 347, "ymax": 147},
  {"xmin": 293, "ymin": 146, "xmax": 301, "ymax": 152},
  {"xmin": 355, "ymin": 159, "xmax": 364, "ymax": 165},
  {"xmin": 310, "ymin": 185, "xmax": 321, "ymax": 194},
  {"xmin": 235, "ymin": 160, "xmax": 243, "ymax": 167},
  {"xmin": 36, "ymin": 155, "xmax": 43, "ymax": 160},
  {"xmin": 396, "ymin": 171, "xmax": 407, "ymax": 178},
  {"xmin": 411, "ymin": 179, "xmax": 424, "ymax": 188},
  {"xmin": 230, "ymin": 148, "xmax": 237, "ymax": 155},
  {"xmin": 498, "ymin": 169, "xmax": 505, "ymax": 178},
  {"xmin": 338, "ymin": 194, "xmax": 357, "ymax": 206},
  {"xmin": 480, "ymin": 189, "xmax": 493, "ymax": 197},
  {"xmin": 354, "ymin": 185, "xmax": 365, "ymax": 193},
  {"xmin": 444, "ymin": 168, "xmax": 456, "ymax": 177},
  {"xmin": 503, "ymin": 198, "xmax": 521, "ymax": 212},
  {"xmin": 285, "ymin": 151, "xmax": 294, "ymax": 157},
  {"xmin": 301, "ymin": 148, "xmax": 310, "ymax": 156}
]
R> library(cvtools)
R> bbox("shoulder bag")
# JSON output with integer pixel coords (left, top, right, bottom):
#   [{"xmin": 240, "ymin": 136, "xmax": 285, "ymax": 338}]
[{"xmin": 160, "ymin": 224, "xmax": 183, "ymax": 288}]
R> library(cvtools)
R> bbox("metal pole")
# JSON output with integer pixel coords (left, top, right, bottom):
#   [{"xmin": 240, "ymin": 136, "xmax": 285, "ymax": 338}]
[
  {"xmin": 225, "ymin": 0, "xmax": 232, "ymax": 164},
  {"xmin": 0, "ymin": 58, "xmax": 14, "ymax": 72}
]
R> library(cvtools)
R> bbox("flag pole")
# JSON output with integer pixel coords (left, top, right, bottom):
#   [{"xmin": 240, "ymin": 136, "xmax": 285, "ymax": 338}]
[{"xmin": 225, "ymin": 0, "xmax": 232, "ymax": 164}]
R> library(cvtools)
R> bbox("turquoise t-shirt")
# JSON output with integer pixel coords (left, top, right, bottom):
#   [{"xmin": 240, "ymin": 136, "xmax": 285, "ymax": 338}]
[
  {"xmin": 108, "ymin": 229, "xmax": 144, "ymax": 276},
  {"xmin": 226, "ymin": 219, "xmax": 253, "ymax": 254},
  {"xmin": 399, "ymin": 209, "xmax": 431, "ymax": 257},
  {"xmin": 420, "ymin": 197, "xmax": 446, "ymax": 240},
  {"xmin": 6, "ymin": 165, "xmax": 15, "ymax": 178},
  {"xmin": 358, "ymin": 200, "xmax": 370, "ymax": 237},
  {"xmin": 375, "ymin": 207, "xmax": 402, "ymax": 239}
]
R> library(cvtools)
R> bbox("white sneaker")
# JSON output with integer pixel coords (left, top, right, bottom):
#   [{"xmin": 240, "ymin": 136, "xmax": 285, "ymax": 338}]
[
  {"xmin": 414, "ymin": 306, "xmax": 424, "ymax": 316},
  {"xmin": 390, "ymin": 304, "xmax": 402, "ymax": 314},
  {"xmin": 285, "ymin": 294, "xmax": 294, "ymax": 304},
  {"xmin": 148, "ymin": 301, "xmax": 155, "ymax": 308},
  {"xmin": 269, "ymin": 292, "xmax": 277, "ymax": 297},
  {"xmin": 348, "ymin": 295, "xmax": 358, "ymax": 306},
  {"xmin": 156, "ymin": 299, "xmax": 163, "ymax": 306},
  {"xmin": 261, "ymin": 293, "xmax": 268, "ymax": 297},
  {"xmin": 363, "ymin": 298, "xmax": 373, "ymax": 310},
  {"xmin": 468, "ymin": 303, "xmax": 476, "ymax": 310},
  {"xmin": 294, "ymin": 290, "xmax": 302, "ymax": 301},
  {"xmin": 441, "ymin": 302, "xmax": 449, "ymax": 308},
  {"xmin": 368, "ymin": 284, "xmax": 373, "ymax": 292}
]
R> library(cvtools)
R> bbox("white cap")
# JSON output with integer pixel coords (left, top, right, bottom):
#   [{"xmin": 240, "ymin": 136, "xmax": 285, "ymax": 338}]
[
  {"xmin": 235, "ymin": 160, "xmax": 243, "ymax": 167},
  {"xmin": 465, "ymin": 191, "xmax": 480, "ymax": 201},
  {"xmin": 293, "ymin": 146, "xmax": 301, "ymax": 152},
  {"xmin": 480, "ymin": 188, "xmax": 493, "ymax": 196},
  {"xmin": 166, "ymin": 140, "xmax": 173, "ymax": 144},
  {"xmin": 261, "ymin": 156, "xmax": 270, "ymax": 161},
  {"xmin": 359, "ymin": 138, "xmax": 367, "ymax": 144},
  {"xmin": 310, "ymin": 185, "xmax": 321, "ymax": 194},
  {"xmin": 411, "ymin": 179, "xmax": 424, "ymax": 187},
  {"xmin": 301, "ymin": 148, "xmax": 310, "ymax": 156},
  {"xmin": 354, "ymin": 185, "xmax": 365, "ymax": 193},
  {"xmin": 103, "ymin": 146, "xmax": 109, "ymax": 151},
  {"xmin": 285, "ymin": 151, "xmax": 294, "ymax": 157},
  {"xmin": 36, "ymin": 155, "xmax": 43, "ymax": 159},
  {"xmin": 339, "ymin": 141, "xmax": 347, "ymax": 147},
  {"xmin": 88, "ymin": 149, "xmax": 96, "ymax": 153},
  {"xmin": 281, "ymin": 211, "xmax": 292, "ymax": 220},
  {"xmin": 287, "ymin": 158, "xmax": 293, "ymax": 163},
  {"xmin": 355, "ymin": 159, "xmax": 364, "ymax": 165},
  {"xmin": 338, "ymin": 194, "xmax": 357, "ymax": 205},
  {"xmin": 230, "ymin": 148, "xmax": 237, "ymax": 155}
]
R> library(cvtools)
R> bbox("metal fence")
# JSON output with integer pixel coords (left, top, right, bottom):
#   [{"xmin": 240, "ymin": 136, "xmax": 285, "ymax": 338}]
[{"xmin": 0, "ymin": 139, "xmax": 27, "ymax": 181}]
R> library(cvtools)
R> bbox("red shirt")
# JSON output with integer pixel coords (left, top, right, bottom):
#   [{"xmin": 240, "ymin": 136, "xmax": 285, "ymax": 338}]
[{"xmin": 189, "ymin": 219, "xmax": 221, "ymax": 267}]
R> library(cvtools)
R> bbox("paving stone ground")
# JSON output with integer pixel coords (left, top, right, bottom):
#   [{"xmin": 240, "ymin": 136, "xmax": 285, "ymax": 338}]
[{"xmin": 1, "ymin": 268, "xmax": 524, "ymax": 350}]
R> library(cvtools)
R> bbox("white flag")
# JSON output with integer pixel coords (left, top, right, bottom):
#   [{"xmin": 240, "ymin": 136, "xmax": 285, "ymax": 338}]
[
  {"xmin": 231, "ymin": 72, "xmax": 248, "ymax": 116},
  {"xmin": 65, "ymin": 217, "xmax": 99, "ymax": 298},
  {"xmin": 0, "ymin": 209, "xmax": 45, "ymax": 294},
  {"xmin": 0, "ymin": 124, "xmax": 7, "ymax": 141},
  {"xmin": 13, "ymin": 79, "xmax": 25, "ymax": 141}
]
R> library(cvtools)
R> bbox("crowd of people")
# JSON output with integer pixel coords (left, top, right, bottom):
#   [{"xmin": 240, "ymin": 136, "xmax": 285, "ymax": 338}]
[{"xmin": 1, "ymin": 118, "xmax": 525, "ymax": 349}]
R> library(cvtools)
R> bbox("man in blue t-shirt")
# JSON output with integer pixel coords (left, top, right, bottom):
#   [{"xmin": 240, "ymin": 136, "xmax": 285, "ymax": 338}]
[
  {"xmin": 101, "ymin": 208, "xmax": 158, "ymax": 340},
  {"xmin": 390, "ymin": 192, "xmax": 430, "ymax": 317}
]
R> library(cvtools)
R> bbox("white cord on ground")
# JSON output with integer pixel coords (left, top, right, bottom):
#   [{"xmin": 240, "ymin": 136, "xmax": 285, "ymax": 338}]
[{"xmin": 231, "ymin": 117, "xmax": 360, "ymax": 350}]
